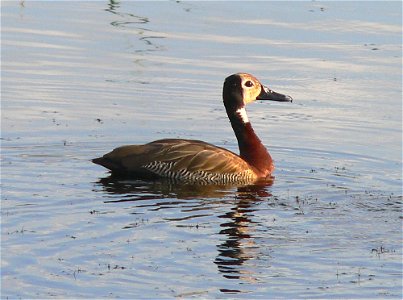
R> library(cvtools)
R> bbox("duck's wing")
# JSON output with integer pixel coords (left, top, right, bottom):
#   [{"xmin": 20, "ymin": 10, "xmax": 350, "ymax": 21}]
[{"xmin": 92, "ymin": 139, "xmax": 255, "ymax": 178}]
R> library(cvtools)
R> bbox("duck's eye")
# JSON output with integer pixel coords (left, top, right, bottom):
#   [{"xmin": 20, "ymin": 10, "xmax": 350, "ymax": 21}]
[{"xmin": 245, "ymin": 80, "xmax": 254, "ymax": 87}]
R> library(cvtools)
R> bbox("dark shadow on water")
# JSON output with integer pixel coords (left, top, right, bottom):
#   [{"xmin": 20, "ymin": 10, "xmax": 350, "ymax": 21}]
[
  {"xmin": 95, "ymin": 175, "xmax": 273, "ymax": 201},
  {"xmin": 95, "ymin": 176, "xmax": 238, "ymax": 201},
  {"xmin": 94, "ymin": 175, "xmax": 274, "ymax": 294}
]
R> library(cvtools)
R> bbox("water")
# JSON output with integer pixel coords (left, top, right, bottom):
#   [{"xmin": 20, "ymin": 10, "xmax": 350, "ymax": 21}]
[{"xmin": 1, "ymin": 1, "xmax": 402, "ymax": 299}]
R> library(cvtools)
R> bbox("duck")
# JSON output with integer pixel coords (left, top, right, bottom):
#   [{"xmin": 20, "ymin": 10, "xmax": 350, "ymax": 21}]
[{"xmin": 92, "ymin": 73, "xmax": 292, "ymax": 184}]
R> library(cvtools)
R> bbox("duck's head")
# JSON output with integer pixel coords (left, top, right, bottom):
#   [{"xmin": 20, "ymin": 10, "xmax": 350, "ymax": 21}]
[{"xmin": 223, "ymin": 73, "xmax": 293, "ymax": 110}]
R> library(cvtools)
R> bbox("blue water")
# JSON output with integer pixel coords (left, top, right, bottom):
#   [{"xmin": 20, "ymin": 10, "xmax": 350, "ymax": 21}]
[{"xmin": 2, "ymin": 1, "xmax": 402, "ymax": 299}]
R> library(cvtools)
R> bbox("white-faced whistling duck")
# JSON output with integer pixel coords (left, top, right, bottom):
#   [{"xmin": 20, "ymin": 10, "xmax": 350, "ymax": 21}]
[{"xmin": 92, "ymin": 73, "xmax": 293, "ymax": 184}]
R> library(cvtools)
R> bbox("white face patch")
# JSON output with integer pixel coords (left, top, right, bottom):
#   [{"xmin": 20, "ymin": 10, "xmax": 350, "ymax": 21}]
[{"xmin": 236, "ymin": 107, "xmax": 250, "ymax": 123}]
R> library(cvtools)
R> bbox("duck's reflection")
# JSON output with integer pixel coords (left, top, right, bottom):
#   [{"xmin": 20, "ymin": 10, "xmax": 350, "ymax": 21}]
[
  {"xmin": 215, "ymin": 183, "xmax": 272, "ymax": 287},
  {"xmin": 96, "ymin": 176, "xmax": 234, "ymax": 201},
  {"xmin": 95, "ymin": 176, "xmax": 273, "ymax": 292}
]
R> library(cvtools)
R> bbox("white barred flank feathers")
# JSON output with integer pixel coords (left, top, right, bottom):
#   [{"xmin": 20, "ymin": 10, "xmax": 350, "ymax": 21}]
[{"xmin": 143, "ymin": 161, "xmax": 255, "ymax": 184}]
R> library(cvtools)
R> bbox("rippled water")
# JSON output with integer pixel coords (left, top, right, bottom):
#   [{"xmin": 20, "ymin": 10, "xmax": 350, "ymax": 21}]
[{"xmin": 2, "ymin": 1, "xmax": 402, "ymax": 299}]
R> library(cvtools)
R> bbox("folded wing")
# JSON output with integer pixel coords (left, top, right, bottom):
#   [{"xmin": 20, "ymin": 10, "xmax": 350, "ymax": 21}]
[{"xmin": 92, "ymin": 139, "xmax": 257, "ymax": 183}]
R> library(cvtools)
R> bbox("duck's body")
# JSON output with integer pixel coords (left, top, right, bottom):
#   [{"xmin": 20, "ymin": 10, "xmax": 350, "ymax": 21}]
[
  {"xmin": 93, "ymin": 73, "xmax": 292, "ymax": 184},
  {"xmin": 93, "ymin": 139, "xmax": 258, "ymax": 184}
]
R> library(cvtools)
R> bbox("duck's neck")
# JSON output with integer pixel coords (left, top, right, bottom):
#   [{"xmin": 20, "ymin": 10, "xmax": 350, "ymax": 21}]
[{"xmin": 226, "ymin": 106, "xmax": 274, "ymax": 177}]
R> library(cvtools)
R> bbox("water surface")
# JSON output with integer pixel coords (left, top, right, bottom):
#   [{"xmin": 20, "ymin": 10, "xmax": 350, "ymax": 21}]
[{"xmin": 2, "ymin": 1, "xmax": 402, "ymax": 299}]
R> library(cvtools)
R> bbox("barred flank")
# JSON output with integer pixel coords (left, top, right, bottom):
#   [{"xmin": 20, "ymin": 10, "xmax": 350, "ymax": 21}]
[{"xmin": 143, "ymin": 161, "xmax": 255, "ymax": 184}]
